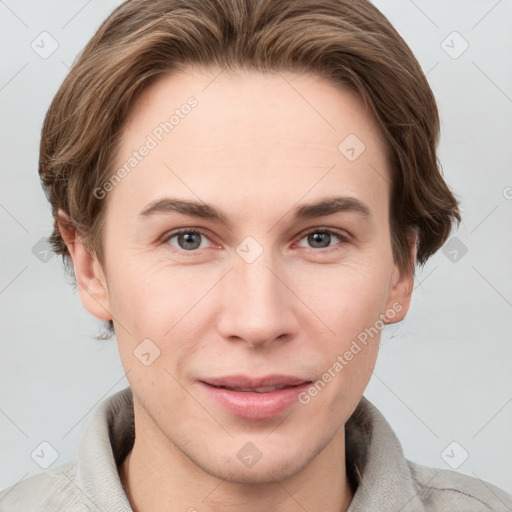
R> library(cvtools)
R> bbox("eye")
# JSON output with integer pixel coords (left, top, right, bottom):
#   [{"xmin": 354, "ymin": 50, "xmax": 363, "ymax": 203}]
[
  {"xmin": 163, "ymin": 229, "xmax": 213, "ymax": 253},
  {"xmin": 295, "ymin": 228, "xmax": 349, "ymax": 251},
  {"xmin": 161, "ymin": 227, "xmax": 350, "ymax": 255}
]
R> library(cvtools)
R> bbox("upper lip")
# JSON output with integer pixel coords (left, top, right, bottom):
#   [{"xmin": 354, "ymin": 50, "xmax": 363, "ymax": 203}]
[{"xmin": 200, "ymin": 374, "xmax": 310, "ymax": 390}]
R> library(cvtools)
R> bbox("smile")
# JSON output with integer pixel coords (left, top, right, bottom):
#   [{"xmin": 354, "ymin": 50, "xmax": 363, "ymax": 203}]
[{"xmin": 198, "ymin": 375, "xmax": 312, "ymax": 419}]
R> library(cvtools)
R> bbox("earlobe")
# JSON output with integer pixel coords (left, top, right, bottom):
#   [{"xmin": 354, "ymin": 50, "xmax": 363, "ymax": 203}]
[
  {"xmin": 57, "ymin": 210, "xmax": 112, "ymax": 322},
  {"xmin": 384, "ymin": 233, "xmax": 417, "ymax": 325}
]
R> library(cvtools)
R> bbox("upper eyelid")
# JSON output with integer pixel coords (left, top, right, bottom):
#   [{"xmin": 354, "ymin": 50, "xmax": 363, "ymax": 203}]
[
  {"xmin": 162, "ymin": 226, "xmax": 350, "ymax": 248},
  {"xmin": 300, "ymin": 226, "xmax": 349, "ymax": 239}
]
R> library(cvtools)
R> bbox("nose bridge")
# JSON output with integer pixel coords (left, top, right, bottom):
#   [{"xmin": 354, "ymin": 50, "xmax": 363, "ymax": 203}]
[{"xmin": 217, "ymin": 241, "xmax": 294, "ymax": 346}]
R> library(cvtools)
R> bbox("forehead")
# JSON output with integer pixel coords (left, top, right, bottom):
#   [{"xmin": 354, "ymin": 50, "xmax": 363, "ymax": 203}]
[{"xmin": 110, "ymin": 67, "xmax": 390, "ymax": 219}]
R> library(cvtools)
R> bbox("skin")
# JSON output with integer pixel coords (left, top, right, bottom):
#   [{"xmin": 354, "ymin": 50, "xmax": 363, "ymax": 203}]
[{"xmin": 59, "ymin": 67, "xmax": 415, "ymax": 512}]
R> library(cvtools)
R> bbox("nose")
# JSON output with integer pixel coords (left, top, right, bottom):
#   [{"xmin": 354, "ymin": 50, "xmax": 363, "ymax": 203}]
[{"xmin": 216, "ymin": 248, "xmax": 298, "ymax": 349}]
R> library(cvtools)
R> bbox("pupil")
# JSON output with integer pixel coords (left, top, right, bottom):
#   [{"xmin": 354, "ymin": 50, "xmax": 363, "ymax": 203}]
[
  {"xmin": 310, "ymin": 232, "xmax": 329, "ymax": 248},
  {"xmin": 180, "ymin": 232, "xmax": 201, "ymax": 250}
]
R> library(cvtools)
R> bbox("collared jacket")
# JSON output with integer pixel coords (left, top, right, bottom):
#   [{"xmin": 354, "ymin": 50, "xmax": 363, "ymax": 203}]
[{"xmin": 1, "ymin": 387, "xmax": 511, "ymax": 511}]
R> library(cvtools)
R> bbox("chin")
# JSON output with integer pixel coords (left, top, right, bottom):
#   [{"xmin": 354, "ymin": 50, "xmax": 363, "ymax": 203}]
[
  {"xmin": 214, "ymin": 459, "xmax": 307, "ymax": 485},
  {"xmin": 186, "ymin": 443, "xmax": 315, "ymax": 485}
]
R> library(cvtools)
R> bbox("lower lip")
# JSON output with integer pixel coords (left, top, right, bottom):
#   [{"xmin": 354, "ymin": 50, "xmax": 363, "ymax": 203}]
[{"xmin": 198, "ymin": 381, "xmax": 311, "ymax": 419}]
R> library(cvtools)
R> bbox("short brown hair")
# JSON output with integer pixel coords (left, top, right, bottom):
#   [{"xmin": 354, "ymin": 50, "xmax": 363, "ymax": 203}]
[{"xmin": 40, "ymin": 0, "xmax": 460, "ymax": 331}]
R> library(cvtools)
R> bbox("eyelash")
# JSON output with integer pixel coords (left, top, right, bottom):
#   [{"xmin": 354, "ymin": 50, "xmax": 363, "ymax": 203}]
[{"xmin": 161, "ymin": 227, "xmax": 350, "ymax": 256}]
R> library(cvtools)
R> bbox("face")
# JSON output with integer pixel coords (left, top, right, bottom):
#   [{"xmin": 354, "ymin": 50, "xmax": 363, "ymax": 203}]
[{"xmin": 66, "ymin": 67, "xmax": 413, "ymax": 483}]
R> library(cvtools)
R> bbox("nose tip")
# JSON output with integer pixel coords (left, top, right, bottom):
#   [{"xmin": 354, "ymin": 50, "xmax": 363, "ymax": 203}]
[
  {"xmin": 243, "ymin": 332, "xmax": 288, "ymax": 349},
  {"xmin": 216, "ymin": 256, "xmax": 297, "ymax": 349}
]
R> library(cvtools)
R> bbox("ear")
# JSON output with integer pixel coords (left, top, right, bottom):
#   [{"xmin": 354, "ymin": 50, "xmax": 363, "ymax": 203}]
[
  {"xmin": 384, "ymin": 231, "xmax": 417, "ymax": 325},
  {"xmin": 57, "ymin": 210, "xmax": 112, "ymax": 322}
]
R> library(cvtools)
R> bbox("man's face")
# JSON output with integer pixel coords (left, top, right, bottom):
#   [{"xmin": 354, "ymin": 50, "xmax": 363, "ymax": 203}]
[{"xmin": 79, "ymin": 68, "xmax": 412, "ymax": 482}]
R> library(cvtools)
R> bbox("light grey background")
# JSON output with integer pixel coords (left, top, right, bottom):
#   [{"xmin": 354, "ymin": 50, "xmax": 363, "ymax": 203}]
[{"xmin": 1, "ymin": 0, "xmax": 511, "ymax": 496}]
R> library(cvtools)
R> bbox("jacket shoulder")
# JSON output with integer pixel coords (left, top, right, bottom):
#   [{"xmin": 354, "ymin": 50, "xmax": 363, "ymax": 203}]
[
  {"xmin": 0, "ymin": 461, "xmax": 88, "ymax": 511},
  {"xmin": 408, "ymin": 459, "xmax": 512, "ymax": 511}
]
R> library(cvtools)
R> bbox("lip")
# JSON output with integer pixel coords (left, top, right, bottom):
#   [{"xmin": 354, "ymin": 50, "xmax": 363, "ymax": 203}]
[{"xmin": 198, "ymin": 374, "xmax": 312, "ymax": 419}]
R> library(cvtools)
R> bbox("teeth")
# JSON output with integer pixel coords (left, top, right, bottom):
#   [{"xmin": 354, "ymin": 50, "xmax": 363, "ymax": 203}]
[
  {"xmin": 253, "ymin": 386, "xmax": 282, "ymax": 393},
  {"xmin": 222, "ymin": 385, "xmax": 288, "ymax": 392}
]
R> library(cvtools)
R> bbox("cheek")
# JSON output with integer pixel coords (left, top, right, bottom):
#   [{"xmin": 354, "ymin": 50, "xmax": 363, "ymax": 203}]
[
  {"xmin": 297, "ymin": 257, "xmax": 392, "ymax": 327},
  {"xmin": 293, "ymin": 259, "xmax": 392, "ymax": 377},
  {"xmin": 107, "ymin": 254, "xmax": 183, "ymax": 330},
  {"xmin": 107, "ymin": 234, "xmax": 394, "ymax": 361},
  {"xmin": 106, "ymin": 255, "xmax": 218, "ymax": 377}
]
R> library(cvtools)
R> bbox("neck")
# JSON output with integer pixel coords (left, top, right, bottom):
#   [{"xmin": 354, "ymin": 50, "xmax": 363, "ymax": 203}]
[{"xmin": 119, "ymin": 404, "xmax": 355, "ymax": 512}]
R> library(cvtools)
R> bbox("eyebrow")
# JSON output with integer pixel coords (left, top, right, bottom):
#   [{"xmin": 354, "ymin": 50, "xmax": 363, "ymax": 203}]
[{"xmin": 138, "ymin": 196, "xmax": 371, "ymax": 225}]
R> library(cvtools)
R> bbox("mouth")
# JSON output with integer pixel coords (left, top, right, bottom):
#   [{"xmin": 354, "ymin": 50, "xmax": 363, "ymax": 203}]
[
  {"xmin": 198, "ymin": 375, "xmax": 312, "ymax": 419},
  {"xmin": 211, "ymin": 384, "xmax": 293, "ymax": 393}
]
